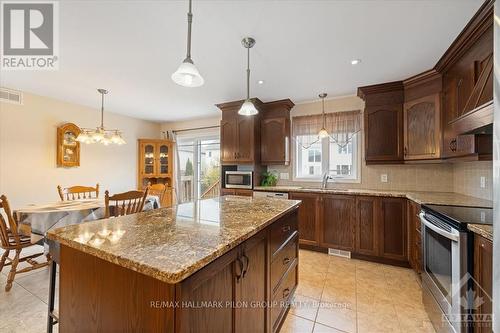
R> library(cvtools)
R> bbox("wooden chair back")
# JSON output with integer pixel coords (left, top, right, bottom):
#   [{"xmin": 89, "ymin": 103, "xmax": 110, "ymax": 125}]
[
  {"xmin": 147, "ymin": 182, "xmax": 166, "ymax": 204},
  {"xmin": 0, "ymin": 195, "xmax": 19, "ymax": 249},
  {"xmin": 105, "ymin": 188, "xmax": 149, "ymax": 218},
  {"xmin": 58, "ymin": 184, "xmax": 99, "ymax": 201}
]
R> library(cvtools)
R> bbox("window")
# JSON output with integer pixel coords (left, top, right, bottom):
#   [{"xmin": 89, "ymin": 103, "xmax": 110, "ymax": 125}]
[{"xmin": 295, "ymin": 133, "xmax": 359, "ymax": 181}]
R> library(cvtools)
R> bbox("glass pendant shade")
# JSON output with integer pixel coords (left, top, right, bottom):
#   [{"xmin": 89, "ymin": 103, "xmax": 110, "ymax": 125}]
[
  {"xmin": 318, "ymin": 128, "xmax": 329, "ymax": 138},
  {"xmin": 171, "ymin": 60, "xmax": 204, "ymax": 87},
  {"xmin": 238, "ymin": 99, "xmax": 258, "ymax": 116}
]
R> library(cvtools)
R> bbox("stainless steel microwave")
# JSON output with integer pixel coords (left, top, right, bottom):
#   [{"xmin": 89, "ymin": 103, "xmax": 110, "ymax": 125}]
[{"xmin": 225, "ymin": 171, "xmax": 253, "ymax": 189}]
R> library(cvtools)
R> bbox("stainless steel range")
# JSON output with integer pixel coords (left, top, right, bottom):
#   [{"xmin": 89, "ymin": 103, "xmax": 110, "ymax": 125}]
[{"xmin": 420, "ymin": 205, "xmax": 493, "ymax": 333}]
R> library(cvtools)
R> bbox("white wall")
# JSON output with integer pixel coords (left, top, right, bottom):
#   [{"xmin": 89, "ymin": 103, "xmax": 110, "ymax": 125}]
[{"xmin": 0, "ymin": 91, "xmax": 161, "ymax": 208}]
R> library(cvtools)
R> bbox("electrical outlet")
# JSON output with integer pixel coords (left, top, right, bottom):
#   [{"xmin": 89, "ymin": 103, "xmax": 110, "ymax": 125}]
[
  {"xmin": 480, "ymin": 176, "xmax": 486, "ymax": 188},
  {"xmin": 380, "ymin": 174, "xmax": 388, "ymax": 183},
  {"xmin": 280, "ymin": 173, "xmax": 289, "ymax": 180}
]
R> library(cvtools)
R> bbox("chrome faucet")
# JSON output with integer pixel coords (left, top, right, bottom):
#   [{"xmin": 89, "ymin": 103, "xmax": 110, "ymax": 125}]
[{"xmin": 321, "ymin": 172, "xmax": 333, "ymax": 189}]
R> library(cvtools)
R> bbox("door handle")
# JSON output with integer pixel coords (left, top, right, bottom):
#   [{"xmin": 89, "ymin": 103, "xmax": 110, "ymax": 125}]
[
  {"xmin": 283, "ymin": 288, "xmax": 290, "ymax": 299},
  {"xmin": 282, "ymin": 225, "xmax": 291, "ymax": 233},
  {"xmin": 241, "ymin": 253, "xmax": 249, "ymax": 278},
  {"xmin": 235, "ymin": 257, "xmax": 244, "ymax": 282},
  {"xmin": 283, "ymin": 257, "xmax": 291, "ymax": 265}
]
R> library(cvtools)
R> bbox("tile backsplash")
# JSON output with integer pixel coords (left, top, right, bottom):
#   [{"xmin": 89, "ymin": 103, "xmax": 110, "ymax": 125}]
[
  {"xmin": 268, "ymin": 161, "xmax": 493, "ymax": 201},
  {"xmin": 453, "ymin": 161, "xmax": 493, "ymax": 200}
]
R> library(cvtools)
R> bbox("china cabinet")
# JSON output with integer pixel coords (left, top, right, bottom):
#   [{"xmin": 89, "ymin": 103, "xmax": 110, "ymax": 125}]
[
  {"xmin": 138, "ymin": 139, "xmax": 174, "ymax": 207},
  {"xmin": 57, "ymin": 123, "xmax": 81, "ymax": 167}
]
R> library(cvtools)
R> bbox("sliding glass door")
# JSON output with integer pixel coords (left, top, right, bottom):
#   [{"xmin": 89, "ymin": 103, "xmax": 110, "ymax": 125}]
[{"xmin": 177, "ymin": 131, "xmax": 220, "ymax": 203}]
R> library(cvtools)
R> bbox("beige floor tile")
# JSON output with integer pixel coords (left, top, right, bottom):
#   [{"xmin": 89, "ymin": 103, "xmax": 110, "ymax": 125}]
[
  {"xmin": 280, "ymin": 314, "xmax": 315, "ymax": 333},
  {"xmin": 15, "ymin": 267, "xmax": 59, "ymax": 303},
  {"xmin": 394, "ymin": 301, "xmax": 429, "ymax": 321},
  {"xmin": 398, "ymin": 318, "xmax": 436, "ymax": 333},
  {"xmin": 300, "ymin": 263, "xmax": 328, "ymax": 280},
  {"xmin": 312, "ymin": 322, "xmax": 345, "ymax": 333},
  {"xmin": 357, "ymin": 310, "xmax": 402, "ymax": 333},
  {"xmin": 356, "ymin": 292, "xmax": 396, "ymax": 316},
  {"xmin": 290, "ymin": 293, "xmax": 320, "ymax": 321},
  {"xmin": 321, "ymin": 283, "xmax": 356, "ymax": 310},
  {"xmin": 316, "ymin": 306, "xmax": 357, "ymax": 333},
  {"xmin": 296, "ymin": 276, "xmax": 325, "ymax": 300}
]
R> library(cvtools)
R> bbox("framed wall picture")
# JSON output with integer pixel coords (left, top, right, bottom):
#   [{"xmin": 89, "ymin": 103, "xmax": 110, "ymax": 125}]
[{"xmin": 57, "ymin": 122, "xmax": 81, "ymax": 167}]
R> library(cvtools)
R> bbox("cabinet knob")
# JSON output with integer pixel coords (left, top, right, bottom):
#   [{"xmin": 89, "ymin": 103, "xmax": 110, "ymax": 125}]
[
  {"xmin": 283, "ymin": 257, "xmax": 291, "ymax": 265},
  {"xmin": 283, "ymin": 288, "xmax": 290, "ymax": 299},
  {"xmin": 282, "ymin": 225, "xmax": 291, "ymax": 233}
]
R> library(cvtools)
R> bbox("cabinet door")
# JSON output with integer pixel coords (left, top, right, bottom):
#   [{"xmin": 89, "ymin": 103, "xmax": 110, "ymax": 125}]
[
  {"xmin": 220, "ymin": 119, "xmax": 237, "ymax": 163},
  {"xmin": 404, "ymin": 94, "xmax": 441, "ymax": 160},
  {"xmin": 235, "ymin": 234, "xmax": 268, "ymax": 333},
  {"xmin": 289, "ymin": 192, "xmax": 319, "ymax": 246},
  {"xmin": 473, "ymin": 235, "xmax": 493, "ymax": 333},
  {"xmin": 177, "ymin": 248, "xmax": 238, "ymax": 333},
  {"xmin": 156, "ymin": 142, "xmax": 171, "ymax": 176},
  {"xmin": 379, "ymin": 198, "xmax": 407, "ymax": 261},
  {"xmin": 355, "ymin": 197, "xmax": 379, "ymax": 256},
  {"xmin": 261, "ymin": 117, "xmax": 289, "ymax": 165},
  {"xmin": 365, "ymin": 105, "xmax": 404, "ymax": 163},
  {"xmin": 140, "ymin": 142, "xmax": 156, "ymax": 176},
  {"xmin": 237, "ymin": 116, "xmax": 255, "ymax": 162},
  {"xmin": 320, "ymin": 195, "xmax": 356, "ymax": 251}
]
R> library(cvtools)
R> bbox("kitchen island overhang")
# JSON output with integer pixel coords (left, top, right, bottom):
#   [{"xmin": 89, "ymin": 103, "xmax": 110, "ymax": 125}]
[{"xmin": 48, "ymin": 196, "xmax": 301, "ymax": 332}]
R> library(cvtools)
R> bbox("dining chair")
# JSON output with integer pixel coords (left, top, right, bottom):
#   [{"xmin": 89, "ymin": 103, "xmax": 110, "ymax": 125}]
[
  {"xmin": 104, "ymin": 188, "xmax": 150, "ymax": 218},
  {"xmin": 57, "ymin": 183, "xmax": 99, "ymax": 201},
  {"xmin": 147, "ymin": 182, "xmax": 166, "ymax": 206},
  {"xmin": 0, "ymin": 195, "xmax": 50, "ymax": 291}
]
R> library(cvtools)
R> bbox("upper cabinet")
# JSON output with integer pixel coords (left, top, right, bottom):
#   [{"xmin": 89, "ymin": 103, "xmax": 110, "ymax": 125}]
[
  {"xmin": 261, "ymin": 99, "xmax": 294, "ymax": 165},
  {"xmin": 403, "ymin": 70, "xmax": 442, "ymax": 161},
  {"xmin": 357, "ymin": 82, "xmax": 404, "ymax": 164},
  {"xmin": 217, "ymin": 99, "xmax": 262, "ymax": 165},
  {"xmin": 358, "ymin": 0, "xmax": 493, "ymax": 164},
  {"xmin": 218, "ymin": 98, "xmax": 295, "ymax": 166}
]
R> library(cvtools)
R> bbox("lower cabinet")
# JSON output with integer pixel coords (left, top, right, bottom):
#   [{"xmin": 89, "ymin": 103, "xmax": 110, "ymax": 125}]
[
  {"xmin": 221, "ymin": 188, "xmax": 253, "ymax": 196},
  {"xmin": 473, "ymin": 235, "xmax": 493, "ymax": 333},
  {"xmin": 355, "ymin": 196, "xmax": 379, "ymax": 256},
  {"xmin": 379, "ymin": 197, "xmax": 407, "ymax": 261},
  {"xmin": 289, "ymin": 192, "xmax": 320, "ymax": 246},
  {"xmin": 407, "ymin": 200, "xmax": 422, "ymax": 274},
  {"xmin": 320, "ymin": 194, "xmax": 356, "ymax": 251},
  {"xmin": 177, "ymin": 210, "xmax": 299, "ymax": 333},
  {"xmin": 294, "ymin": 193, "xmax": 409, "ymax": 265}
]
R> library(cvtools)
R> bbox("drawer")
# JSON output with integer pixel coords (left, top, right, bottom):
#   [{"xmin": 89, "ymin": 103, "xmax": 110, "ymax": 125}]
[
  {"xmin": 270, "ymin": 211, "xmax": 298, "ymax": 256},
  {"xmin": 271, "ymin": 262, "xmax": 297, "ymax": 332},
  {"xmin": 271, "ymin": 235, "xmax": 298, "ymax": 294}
]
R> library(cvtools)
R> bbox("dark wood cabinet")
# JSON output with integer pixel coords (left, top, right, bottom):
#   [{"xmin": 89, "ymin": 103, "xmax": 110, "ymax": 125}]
[
  {"xmin": 217, "ymin": 99, "xmax": 262, "ymax": 165},
  {"xmin": 320, "ymin": 194, "xmax": 356, "ymax": 251},
  {"xmin": 407, "ymin": 200, "xmax": 422, "ymax": 274},
  {"xmin": 379, "ymin": 198, "xmax": 407, "ymax": 261},
  {"xmin": 220, "ymin": 188, "xmax": 253, "ymax": 196},
  {"xmin": 355, "ymin": 196, "xmax": 379, "ymax": 256},
  {"xmin": 403, "ymin": 93, "xmax": 441, "ymax": 160},
  {"xmin": 289, "ymin": 192, "xmax": 320, "ymax": 246},
  {"xmin": 235, "ymin": 233, "xmax": 268, "ymax": 333},
  {"xmin": 473, "ymin": 234, "xmax": 493, "ymax": 333},
  {"xmin": 358, "ymin": 82, "xmax": 404, "ymax": 164},
  {"xmin": 261, "ymin": 99, "xmax": 294, "ymax": 165}
]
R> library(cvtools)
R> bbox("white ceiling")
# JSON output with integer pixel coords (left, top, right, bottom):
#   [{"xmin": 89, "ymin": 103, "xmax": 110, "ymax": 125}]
[{"xmin": 1, "ymin": 0, "xmax": 484, "ymax": 122}]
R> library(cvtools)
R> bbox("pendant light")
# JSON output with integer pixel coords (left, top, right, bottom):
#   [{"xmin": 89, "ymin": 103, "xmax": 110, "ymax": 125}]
[
  {"xmin": 76, "ymin": 89, "xmax": 126, "ymax": 145},
  {"xmin": 171, "ymin": 0, "xmax": 204, "ymax": 87},
  {"xmin": 238, "ymin": 37, "xmax": 258, "ymax": 116},
  {"xmin": 318, "ymin": 93, "xmax": 329, "ymax": 138}
]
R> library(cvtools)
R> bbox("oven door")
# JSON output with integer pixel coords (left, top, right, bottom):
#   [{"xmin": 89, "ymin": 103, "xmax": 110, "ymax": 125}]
[{"xmin": 420, "ymin": 212, "xmax": 464, "ymax": 333}]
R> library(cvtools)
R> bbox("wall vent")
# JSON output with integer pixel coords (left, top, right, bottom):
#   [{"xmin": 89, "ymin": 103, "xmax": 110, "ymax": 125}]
[
  {"xmin": 0, "ymin": 87, "xmax": 23, "ymax": 105},
  {"xmin": 328, "ymin": 248, "xmax": 351, "ymax": 259}
]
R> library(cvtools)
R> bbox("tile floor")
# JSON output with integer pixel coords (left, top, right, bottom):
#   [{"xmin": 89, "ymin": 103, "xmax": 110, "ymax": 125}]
[{"xmin": 0, "ymin": 248, "xmax": 434, "ymax": 333}]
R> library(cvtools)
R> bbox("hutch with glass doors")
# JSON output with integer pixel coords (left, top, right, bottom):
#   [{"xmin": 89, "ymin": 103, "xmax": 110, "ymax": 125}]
[{"xmin": 138, "ymin": 139, "xmax": 174, "ymax": 207}]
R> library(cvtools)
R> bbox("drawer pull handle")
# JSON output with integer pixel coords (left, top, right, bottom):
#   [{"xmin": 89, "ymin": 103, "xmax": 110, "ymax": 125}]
[
  {"xmin": 283, "ymin": 257, "xmax": 291, "ymax": 265},
  {"xmin": 283, "ymin": 288, "xmax": 290, "ymax": 299},
  {"xmin": 235, "ymin": 257, "xmax": 244, "ymax": 282},
  {"xmin": 282, "ymin": 225, "xmax": 291, "ymax": 233}
]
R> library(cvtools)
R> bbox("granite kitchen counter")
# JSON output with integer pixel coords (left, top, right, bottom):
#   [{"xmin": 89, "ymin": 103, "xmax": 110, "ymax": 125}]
[
  {"xmin": 468, "ymin": 224, "xmax": 493, "ymax": 241},
  {"xmin": 47, "ymin": 196, "xmax": 300, "ymax": 284},
  {"xmin": 253, "ymin": 186, "xmax": 493, "ymax": 208}
]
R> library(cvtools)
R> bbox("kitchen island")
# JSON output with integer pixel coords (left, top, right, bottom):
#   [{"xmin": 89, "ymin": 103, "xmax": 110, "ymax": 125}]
[{"xmin": 47, "ymin": 196, "xmax": 301, "ymax": 333}]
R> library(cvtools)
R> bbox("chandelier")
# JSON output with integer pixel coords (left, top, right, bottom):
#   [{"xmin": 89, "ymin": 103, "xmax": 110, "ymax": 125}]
[{"xmin": 76, "ymin": 89, "xmax": 126, "ymax": 145}]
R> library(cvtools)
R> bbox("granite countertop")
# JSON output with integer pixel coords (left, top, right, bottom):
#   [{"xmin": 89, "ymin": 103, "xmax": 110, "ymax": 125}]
[
  {"xmin": 468, "ymin": 224, "xmax": 493, "ymax": 241},
  {"xmin": 47, "ymin": 196, "xmax": 301, "ymax": 284},
  {"xmin": 253, "ymin": 186, "xmax": 493, "ymax": 208}
]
